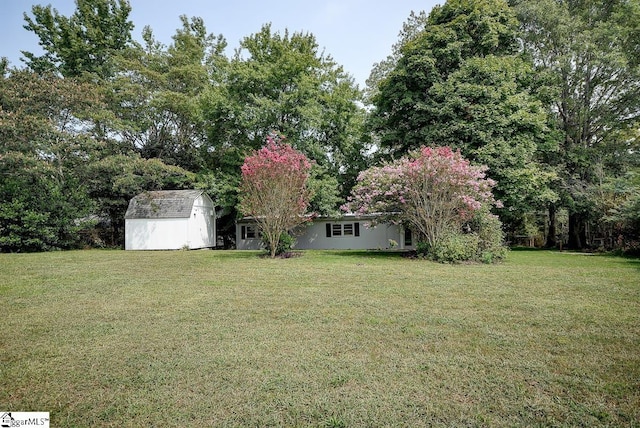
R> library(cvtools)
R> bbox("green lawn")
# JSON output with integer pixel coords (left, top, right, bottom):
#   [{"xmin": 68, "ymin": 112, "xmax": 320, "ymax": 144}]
[{"xmin": 1, "ymin": 249, "xmax": 638, "ymax": 427}]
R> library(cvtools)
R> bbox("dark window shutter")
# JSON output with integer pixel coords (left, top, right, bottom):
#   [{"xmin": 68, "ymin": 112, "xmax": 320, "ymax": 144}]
[
  {"xmin": 326, "ymin": 223, "xmax": 332, "ymax": 237},
  {"xmin": 354, "ymin": 222, "xmax": 360, "ymax": 237},
  {"xmin": 241, "ymin": 226, "xmax": 246, "ymax": 240}
]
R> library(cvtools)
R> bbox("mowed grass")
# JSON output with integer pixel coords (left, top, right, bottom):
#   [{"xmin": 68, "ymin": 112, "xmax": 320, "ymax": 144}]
[{"xmin": 0, "ymin": 249, "xmax": 638, "ymax": 427}]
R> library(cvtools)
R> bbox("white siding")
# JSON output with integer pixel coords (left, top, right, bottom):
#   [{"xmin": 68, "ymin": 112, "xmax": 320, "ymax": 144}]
[
  {"xmin": 293, "ymin": 220, "xmax": 406, "ymax": 250},
  {"xmin": 235, "ymin": 217, "xmax": 414, "ymax": 251},
  {"xmin": 187, "ymin": 195, "xmax": 216, "ymax": 249},
  {"xmin": 125, "ymin": 218, "xmax": 189, "ymax": 250}
]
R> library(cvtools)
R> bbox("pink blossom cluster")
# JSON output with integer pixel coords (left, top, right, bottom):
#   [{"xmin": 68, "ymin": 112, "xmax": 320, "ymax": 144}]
[
  {"xmin": 343, "ymin": 145, "xmax": 500, "ymax": 245},
  {"xmin": 238, "ymin": 134, "xmax": 314, "ymax": 257},
  {"xmin": 241, "ymin": 135, "xmax": 312, "ymax": 193}
]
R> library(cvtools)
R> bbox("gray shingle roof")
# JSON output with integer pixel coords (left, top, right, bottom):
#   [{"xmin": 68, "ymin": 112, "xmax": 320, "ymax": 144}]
[{"xmin": 125, "ymin": 190, "xmax": 205, "ymax": 219}]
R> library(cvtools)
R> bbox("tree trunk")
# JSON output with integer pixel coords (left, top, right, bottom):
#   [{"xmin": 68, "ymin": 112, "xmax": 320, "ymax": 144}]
[
  {"xmin": 568, "ymin": 212, "xmax": 585, "ymax": 250},
  {"xmin": 546, "ymin": 204, "xmax": 557, "ymax": 248}
]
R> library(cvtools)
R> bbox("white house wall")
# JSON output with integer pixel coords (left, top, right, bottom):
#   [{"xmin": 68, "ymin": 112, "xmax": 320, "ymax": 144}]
[
  {"xmin": 236, "ymin": 218, "xmax": 413, "ymax": 251},
  {"xmin": 293, "ymin": 220, "xmax": 407, "ymax": 250}
]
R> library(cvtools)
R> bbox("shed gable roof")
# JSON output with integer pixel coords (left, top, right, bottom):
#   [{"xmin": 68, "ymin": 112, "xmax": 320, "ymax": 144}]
[{"xmin": 125, "ymin": 190, "xmax": 205, "ymax": 219}]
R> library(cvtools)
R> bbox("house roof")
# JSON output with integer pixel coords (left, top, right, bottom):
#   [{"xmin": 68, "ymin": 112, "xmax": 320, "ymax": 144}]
[{"xmin": 125, "ymin": 190, "xmax": 205, "ymax": 219}]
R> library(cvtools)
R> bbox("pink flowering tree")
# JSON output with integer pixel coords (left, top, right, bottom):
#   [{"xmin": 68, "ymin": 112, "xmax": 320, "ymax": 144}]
[
  {"xmin": 344, "ymin": 146, "xmax": 501, "ymax": 252},
  {"xmin": 239, "ymin": 134, "xmax": 313, "ymax": 258}
]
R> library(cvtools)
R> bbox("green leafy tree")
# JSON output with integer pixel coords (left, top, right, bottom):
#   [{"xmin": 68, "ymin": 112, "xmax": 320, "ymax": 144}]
[
  {"xmin": 370, "ymin": 0, "xmax": 519, "ymax": 154},
  {"xmin": 514, "ymin": 0, "xmax": 640, "ymax": 248},
  {"xmin": 109, "ymin": 16, "xmax": 227, "ymax": 171},
  {"xmin": 365, "ymin": 10, "xmax": 429, "ymax": 103},
  {"xmin": 0, "ymin": 70, "xmax": 101, "ymax": 251},
  {"xmin": 200, "ymin": 24, "xmax": 368, "ymax": 243},
  {"xmin": 426, "ymin": 55, "xmax": 558, "ymax": 228},
  {"xmin": 22, "ymin": 0, "xmax": 134, "ymax": 79},
  {"xmin": 368, "ymin": 0, "xmax": 556, "ymax": 231}
]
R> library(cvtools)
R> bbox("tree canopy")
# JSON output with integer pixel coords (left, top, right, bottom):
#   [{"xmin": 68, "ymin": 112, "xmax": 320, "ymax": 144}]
[
  {"xmin": 514, "ymin": 0, "xmax": 640, "ymax": 248},
  {"xmin": 22, "ymin": 0, "xmax": 134, "ymax": 79},
  {"xmin": 368, "ymin": 0, "xmax": 557, "ymax": 233}
]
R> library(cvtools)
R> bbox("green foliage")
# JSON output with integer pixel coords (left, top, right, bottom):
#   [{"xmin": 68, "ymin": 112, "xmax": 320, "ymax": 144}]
[
  {"xmin": 515, "ymin": 0, "xmax": 640, "ymax": 248},
  {"xmin": 0, "ymin": 70, "xmax": 101, "ymax": 251},
  {"xmin": 415, "ymin": 207, "xmax": 507, "ymax": 263},
  {"xmin": 200, "ymin": 24, "xmax": 367, "ymax": 218},
  {"xmin": 428, "ymin": 55, "xmax": 558, "ymax": 221},
  {"xmin": 262, "ymin": 231, "xmax": 296, "ymax": 257},
  {"xmin": 307, "ymin": 165, "xmax": 342, "ymax": 216},
  {"xmin": 469, "ymin": 206, "xmax": 509, "ymax": 263},
  {"xmin": 369, "ymin": 0, "xmax": 557, "ymax": 232},
  {"xmin": 108, "ymin": 17, "xmax": 227, "ymax": 171},
  {"xmin": 22, "ymin": 0, "xmax": 134, "ymax": 79},
  {"xmin": 427, "ymin": 232, "xmax": 480, "ymax": 264}
]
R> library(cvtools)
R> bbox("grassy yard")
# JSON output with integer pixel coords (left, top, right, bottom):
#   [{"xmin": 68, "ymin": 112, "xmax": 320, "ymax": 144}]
[{"xmin": 0, "ymin": 249, "xmax": 638, "ymax": 427}]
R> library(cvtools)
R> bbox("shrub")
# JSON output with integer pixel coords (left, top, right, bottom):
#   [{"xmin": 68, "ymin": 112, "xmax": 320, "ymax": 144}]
[
  {"xmin": 263, "ymin": 231, "xmax": 295, "ymax": 257},
  {"xmin": 429, "ymin": 232, "xmax": 480, "ymax": 263},
  {"xmin": 415, "ymin": 207, "xmax": 507, "ymax": 264},
  {"xmin": 470, "ymin": 207, "xmax": 508, "ymax": 263}
]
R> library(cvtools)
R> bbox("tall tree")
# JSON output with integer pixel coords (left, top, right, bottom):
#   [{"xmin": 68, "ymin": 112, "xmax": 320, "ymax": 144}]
[
  {"xmin": 109, "ymin": 16, "xmax": 227, "ymax": 171},
  {"xmin": 514, "ymin": 0, "xmax": 640, "ymax": 248},
  {"xmin": 365, "ymin": 10, "xmax": 429, "ymax": 102},
  {"xmin": 0, "ymin": 69, "xmax": 101, "ymax": 251},
  {"xmin": 200, "ymin": 24, "xmax": 368, "ymax": 243},
  {"xmin": 202, "ymin": 24, "xmax": 367, "ymax": 194},
  {"xmin": 22, "ymin": 0, "xmax": 133, "ymax": 79},
  {"xmin": 368, "ymin": 0, "xmax": 557, "ymax": 231}
]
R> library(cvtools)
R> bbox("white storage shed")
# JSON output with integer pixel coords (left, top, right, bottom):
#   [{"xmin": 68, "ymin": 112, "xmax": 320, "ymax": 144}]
[{"xmin": 125, "ymin": 190, "xmax": 216, "ymax": 250}]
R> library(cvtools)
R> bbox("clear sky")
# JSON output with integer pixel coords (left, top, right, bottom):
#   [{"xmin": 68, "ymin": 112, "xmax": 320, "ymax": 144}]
[{"xmin": 0, "ymin": 0, "xmax": 441, "ymax": 88}]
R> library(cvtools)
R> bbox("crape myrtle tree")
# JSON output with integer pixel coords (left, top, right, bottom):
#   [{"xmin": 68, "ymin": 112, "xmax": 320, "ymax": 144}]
[
  {"xmin": 344, "ymin": 146, "xmax": 506, "ymax": 262},
  {"xmin": 238, "ymin": 134, "xmax": 313, "ymax": 258}
]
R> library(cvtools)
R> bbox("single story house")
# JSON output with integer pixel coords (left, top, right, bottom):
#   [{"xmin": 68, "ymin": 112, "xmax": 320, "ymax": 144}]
[
  {"xmin": 236, "ymin": 214, "xmax": 414, "ymax": 251},
  {"xmin": 125, "ymin": 190, "xmax": 216, "ymax": 250}
]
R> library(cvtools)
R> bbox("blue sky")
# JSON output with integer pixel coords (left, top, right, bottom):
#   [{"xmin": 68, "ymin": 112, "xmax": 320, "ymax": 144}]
[{"xmin": 0, "ymin": 0, "xmax": 441, "ymax": 88}]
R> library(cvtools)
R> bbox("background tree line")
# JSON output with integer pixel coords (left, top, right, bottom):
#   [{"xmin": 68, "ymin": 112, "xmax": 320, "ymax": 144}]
[{"xmin": 1, "ymin": 0, "xmax": 638, "ymax": 253}]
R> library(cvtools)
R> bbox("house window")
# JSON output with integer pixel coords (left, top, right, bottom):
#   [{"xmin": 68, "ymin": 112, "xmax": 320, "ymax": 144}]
[
  {"xmin": 241, "ymin": 225, "xmax": 258, "ymax": 239},
  {"xmin": 326, "ymin": 222, "xmax": 360, "ymax": 238},
  {"xmin": 343, "ymin": 223, "xmax": 353, "ymax": 236}
]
